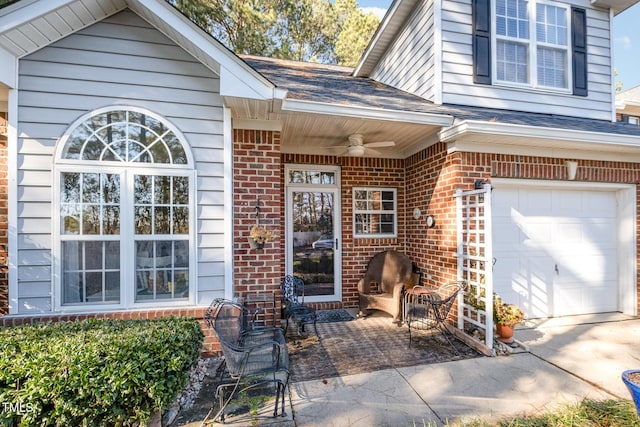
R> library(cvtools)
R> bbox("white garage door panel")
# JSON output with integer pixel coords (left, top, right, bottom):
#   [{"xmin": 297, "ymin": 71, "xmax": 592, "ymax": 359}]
[{"xmin": 493, "ymin": 188, "xmax": 618, "ymax": 318}]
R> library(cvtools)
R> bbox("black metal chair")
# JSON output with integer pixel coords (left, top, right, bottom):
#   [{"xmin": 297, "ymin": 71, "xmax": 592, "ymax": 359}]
[
  {"xmin": 208, "ymin": 299, "xmax": 289, "ymax": 423},
  {"xmin": 280, "ymin": 275, "xmax": 318, "ymax": 337},
  {"xmin": 404, "ymin": 281, "xmax": 465, "ymax": 354}
]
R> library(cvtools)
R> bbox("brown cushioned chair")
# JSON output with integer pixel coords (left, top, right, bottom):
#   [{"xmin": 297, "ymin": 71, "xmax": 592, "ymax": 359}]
[{"xmin": 357, "ymin": 250, "xmax": 412, "ymax": 323}]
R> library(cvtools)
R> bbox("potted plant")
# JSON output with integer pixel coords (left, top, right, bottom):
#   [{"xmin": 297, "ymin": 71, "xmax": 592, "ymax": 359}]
[
  {"xmin": 249, "ymin": 224, "xmax": 273, "ymax": 249},
  {"xmin": 493, "ymin": 293, "xmax": 525, "ymax": 344},
  {"xmin": 622, "ymin": 370, "xmax": 640, "ymax": 417}
]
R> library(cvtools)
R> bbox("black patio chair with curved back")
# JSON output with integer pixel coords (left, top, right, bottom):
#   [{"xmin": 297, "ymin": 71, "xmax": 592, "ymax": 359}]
[
  {"xmin": 209, "ymin": 299, "xmax": 289, "ymax": 423},
  {"xmin": 280, "ymin": 275, "xmax": 318, "ymax": 337},
  {"xmin": 404, "ymin": 281, "xmax": 466, "ymax": 355}
]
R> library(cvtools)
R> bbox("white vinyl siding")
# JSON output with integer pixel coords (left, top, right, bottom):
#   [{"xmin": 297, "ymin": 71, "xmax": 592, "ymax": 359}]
[
  {"xmin": 357, "ymin": 0, "xmax": 614, "ymax": 119},
  {"xmin": 440, "ymin": 0, "xmax": 613, "ymax": 120},
  {"xmin": 371, "ymin": 0, "xmax": 438, "ymax": 102},
  {"xmin": 15, "ymin": 10, "xmax": 225, "ymax": 313}
]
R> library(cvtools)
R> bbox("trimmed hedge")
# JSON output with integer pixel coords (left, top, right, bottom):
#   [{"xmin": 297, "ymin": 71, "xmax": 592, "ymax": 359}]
[{"xmin": 0, "ymin": 316, "xmax": 204, "ymax": 426}]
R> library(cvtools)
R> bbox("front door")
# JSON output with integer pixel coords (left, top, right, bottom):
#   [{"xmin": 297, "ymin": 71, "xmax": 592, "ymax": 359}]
[{"xmin": 285, "ymin": 165, "xmax": 341, "ymax": 302}]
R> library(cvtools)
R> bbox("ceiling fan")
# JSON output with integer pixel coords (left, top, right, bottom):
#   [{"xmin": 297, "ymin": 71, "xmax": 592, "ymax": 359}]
[{"xmin": 332, "ymin": 133, "xmax": 396, "ymax": 157}]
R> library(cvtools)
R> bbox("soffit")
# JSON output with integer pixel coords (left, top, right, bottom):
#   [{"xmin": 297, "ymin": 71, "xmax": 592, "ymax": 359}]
[
  {"xmin": 237, "ymin": 55, "xmax": 453, "ymax": 158},
  {"xmin": 590, "ymin": 0, "xmax": 638, "ymax": 15}
]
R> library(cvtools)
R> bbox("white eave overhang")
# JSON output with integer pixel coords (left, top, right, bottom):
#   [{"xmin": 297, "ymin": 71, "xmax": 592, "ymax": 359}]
[
  {"xmin": 281, "ymin": 98, "xmax": 454, "ymax": 126},
  {"xmin": 353, "ymin": 0, "xmax": 420, "ymax": 77},
  {"xmin": 441, "ymin": 120, "xmax": 640, "ymax": 161},
  {"xmin": 590, "ymin": 0, "xmax": 638, "ymax": 15}
]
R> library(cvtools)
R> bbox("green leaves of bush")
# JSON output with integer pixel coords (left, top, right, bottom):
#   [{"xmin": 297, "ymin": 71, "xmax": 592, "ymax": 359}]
[{"xmin": 0, "ymin": 317, "xmax": 203, "ymax": 426}]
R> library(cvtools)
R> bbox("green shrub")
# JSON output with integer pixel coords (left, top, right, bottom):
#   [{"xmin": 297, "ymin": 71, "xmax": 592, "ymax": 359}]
[{"xmin": 0, "ymin": 316, "xmax": 204, "ymax": 426}]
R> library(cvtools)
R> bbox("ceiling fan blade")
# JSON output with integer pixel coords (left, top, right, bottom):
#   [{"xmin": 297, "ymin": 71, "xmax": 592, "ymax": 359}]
[{"xmin": 363, "ymin": 141, "xmax": 395, "ymax": 148}]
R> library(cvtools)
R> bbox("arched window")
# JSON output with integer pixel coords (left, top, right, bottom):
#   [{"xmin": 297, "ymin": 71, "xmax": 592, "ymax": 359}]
[{"xmin": 56, "ymin": 107, "xmax": 194, "ymax": 308}]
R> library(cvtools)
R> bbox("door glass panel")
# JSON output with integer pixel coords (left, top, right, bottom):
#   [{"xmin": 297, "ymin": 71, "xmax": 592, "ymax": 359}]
[{"xmin": 292, "ymin": 191, "xmax": 335, "ymax": 296}]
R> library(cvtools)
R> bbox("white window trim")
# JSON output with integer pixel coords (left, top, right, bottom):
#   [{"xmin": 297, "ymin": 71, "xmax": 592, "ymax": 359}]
[
  {"xmin": 492, "ymin": 0, "xmax": 572, "ymax": 92},
  {"xmin": 352, "ymin": 187, "xmax": 398, "ymax": 239},
  {"xmin": 52, "ymin": 106, "xmax": 197, "ymax": 312}
]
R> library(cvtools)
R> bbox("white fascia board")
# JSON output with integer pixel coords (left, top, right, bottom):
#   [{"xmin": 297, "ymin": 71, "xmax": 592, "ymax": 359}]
[
  {"xmin": 282, "ymin": 98, "xmax": 454, "ymax": 126},
  {"xmin": 353, "ymin": 0, "xmax": 403, "ymax": 77},
  {"xmin": 0, "ymin": 46, "xmax": 16, "ymax": 88},
  {"xmin": 131, "ymin": 0, "xmax": 275, "ymax": 100},
  {"xmin": 440, "ymin": 120, "xmax": 640, "ymax": 149},
  {"xmin": 0, "ymin": 0, "xmax": 74, "ymax": 33},
  {"xmin": 218, "ymin": 66, "xmax": 274, "ymax": 100}
]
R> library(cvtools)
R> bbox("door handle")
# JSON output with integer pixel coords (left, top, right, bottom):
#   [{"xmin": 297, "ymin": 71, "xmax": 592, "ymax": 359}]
[
  {"xmin": 335, "ymin": 238, "xmax": 339, "ymax": 251},
  {"xmin": 555, "ymin": 264, "xmax": 559, "ymax": 275}
]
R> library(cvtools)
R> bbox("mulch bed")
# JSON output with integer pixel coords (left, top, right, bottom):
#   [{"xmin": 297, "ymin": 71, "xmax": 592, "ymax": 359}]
[{"xmin": 287, "ymin": 313, "xmax": 482, "ymax": 383}]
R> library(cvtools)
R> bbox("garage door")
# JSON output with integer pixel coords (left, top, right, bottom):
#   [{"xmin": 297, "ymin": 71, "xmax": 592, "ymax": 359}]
[{"xmin": 492, "ymin": 187, "xmax": 618, "ymax": 318}]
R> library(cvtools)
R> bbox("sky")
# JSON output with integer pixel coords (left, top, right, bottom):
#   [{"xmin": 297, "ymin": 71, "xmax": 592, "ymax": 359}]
[{"xmin": 358, "ymin": 0, "xmax": 640, "ymax": 93}]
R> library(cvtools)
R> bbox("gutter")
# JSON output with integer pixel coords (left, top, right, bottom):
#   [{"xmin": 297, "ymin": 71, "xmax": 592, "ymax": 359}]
[{"xmin": 282, "ymin": 98, "xmax": 455, "ymax": 126}]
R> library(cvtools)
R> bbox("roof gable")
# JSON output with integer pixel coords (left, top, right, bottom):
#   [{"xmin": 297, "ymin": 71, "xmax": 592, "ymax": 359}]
[{"xmin": 0, "ymin": 0, "xmax": 274, "ymax": 99}]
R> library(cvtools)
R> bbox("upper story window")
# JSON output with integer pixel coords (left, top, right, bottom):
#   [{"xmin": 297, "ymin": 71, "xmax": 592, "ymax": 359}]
[
  {"xmin": 353, "ymin": 187, "xmax": 397, "ymax": 238},
  {"xmin": 472, "ymin": 0, "xmax": 587, "ymax": 95},
  {"xmin": 56, "ymin": 107, "xmax": 194, "ymax": 309},
  {"xmin": 494, "ymin": 0, "xmax": 570, "ymax": 89}
]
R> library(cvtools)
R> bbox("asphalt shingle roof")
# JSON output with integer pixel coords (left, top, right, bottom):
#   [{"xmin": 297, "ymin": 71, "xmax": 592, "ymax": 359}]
[{"xmin": 244, "ymin": 55, "xmax": 640, "ymax": 137}]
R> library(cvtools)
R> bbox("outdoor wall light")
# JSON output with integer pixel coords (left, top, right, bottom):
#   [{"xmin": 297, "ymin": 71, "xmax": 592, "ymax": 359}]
[{"xmin": 425, "ymin": 214, "xmax": 436, "ymax": 228}]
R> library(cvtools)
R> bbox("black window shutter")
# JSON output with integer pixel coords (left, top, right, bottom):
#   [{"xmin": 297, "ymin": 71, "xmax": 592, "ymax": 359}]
[
  {"xmin": 571, "ymin": 7, "xmax": 587, "ymax": 96},
  {"xmin": 472, "ymin": 0, "xmax": 491, "ymax": 85}
]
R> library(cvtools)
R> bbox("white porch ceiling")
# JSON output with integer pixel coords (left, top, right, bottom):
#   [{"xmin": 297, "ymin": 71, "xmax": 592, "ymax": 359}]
[{"xmin": 225, "ymin": 97, "xmax": 445, "ymax": 159}]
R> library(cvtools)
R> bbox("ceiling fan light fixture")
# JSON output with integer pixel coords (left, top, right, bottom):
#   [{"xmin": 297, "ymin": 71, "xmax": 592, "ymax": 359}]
[{"xmin": 347, "ymin": 145, "xmax": 365, "ymax": 156}]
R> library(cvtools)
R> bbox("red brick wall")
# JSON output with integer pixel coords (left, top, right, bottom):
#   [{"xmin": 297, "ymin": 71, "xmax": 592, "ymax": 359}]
[
  {"xmin": 405, "ymin": 145, "xmax": 640, "ymax": 313},
  {"xmin": 234, "ymin": 130, "xmax": 284, "ymax": 316},
  {"xmin": 281, "ymin": 154, "xmax": 407, "ymax": 308}
]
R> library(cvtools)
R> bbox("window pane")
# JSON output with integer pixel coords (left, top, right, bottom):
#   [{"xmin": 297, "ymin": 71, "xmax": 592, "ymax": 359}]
[
  {"xmin": 537, "ymin": 47, "xmax": 567, "ymax": 87},
  {"xmin": 154, "ymin": 207, "xmax": 171, "ymax": 234},
  {"xmin": 62, "ymin": 241, "xmax": 81, "ymax": 271},
  {"xmin": 173, "ymin": 207, "xmax": 189, "ymax": 234},
  {"xmin": 497, "ymin": 40, "xmax": 529, "ymax": 83},
  {"xmin": 174, "ymin": 241, "xmax": 189, "ymax": 267},
  {"xmin": 497, "ymin": 0, "xmax": 528, "ymax": 38},
  {"xmin": 82, "ymin": 205, "xmax": 100, "ymax": 235},
  {"xmin": 63, "ymin": 272, "xmax": 83, "ymax": 304},
  {"xmin": 62, "ymin": 240, "xmax": 120, "ymax": 304},
  {"xmin": 103, "ymin": 206, "xmax": 120, "ymax": 234},
  {"xmin": 536, "ymin": 4, "xmax": 567, "ymax": 47},
  {"xmin": 85, "ymin": 272, "xmax": 103, "ymax": 302},
  {"xmin": 173, "ymin": 176, "xmax": 189, "ymax": 204},
  {"xmin": 135, "ymin": 206, "xmax": 152, "ymax": 234},
  {"xmin": 62, "ymin": 109, "xmax": 187, "ymax": 165},
  {"xmin": 62, "ymin": 173, "xmax": 80, "ymax": 203},
  {"xmin": 85, "ymin": 241, "xmax": 103, "ymax": 270},
  {"xmin": 61, "ymin": 205, "xmax": 80, "ymax": 235},
  {"xmin": 82, "ymin": 173, "xmax": 100, "ymax": 203},
  {"xmin": 134, "ymin": 175, "xmax": 152, "ymax": 204},
  {"xmin": 288, "ymin": 170, "xmax": 335, "ymax": 184},
  {"xmin": 105, "ymin": 241, "xmax": 120, "ymax": 269},
  {"xmin": 353, "ymin": 187, "xmax": 397, "ymax": 237},
  {"xmin": 103, "ymin": 174, "xmax": 120, "ymax": 203},
  {"xmin": 154, "ymin": 176, "xmax": 172, "ymax": 204},
  {"xmin": 135, "ymin": 240, "xmax": 188, "ymax": 302}
]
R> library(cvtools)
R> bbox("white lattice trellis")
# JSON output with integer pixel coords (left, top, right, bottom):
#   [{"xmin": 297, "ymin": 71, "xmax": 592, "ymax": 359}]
[{"xmin": 455, "ymin": 183, "xmax": 494, "ymax": 353}]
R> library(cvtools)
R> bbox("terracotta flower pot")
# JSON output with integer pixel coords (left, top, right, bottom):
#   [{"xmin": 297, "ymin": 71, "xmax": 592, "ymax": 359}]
[
  {"xmin": 622, "ymin": 369, "xmax": 640, "ymax": 417},
  {"xmin": 495, "ymin": 323, "xmax": 515, "ymax": 344}
]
